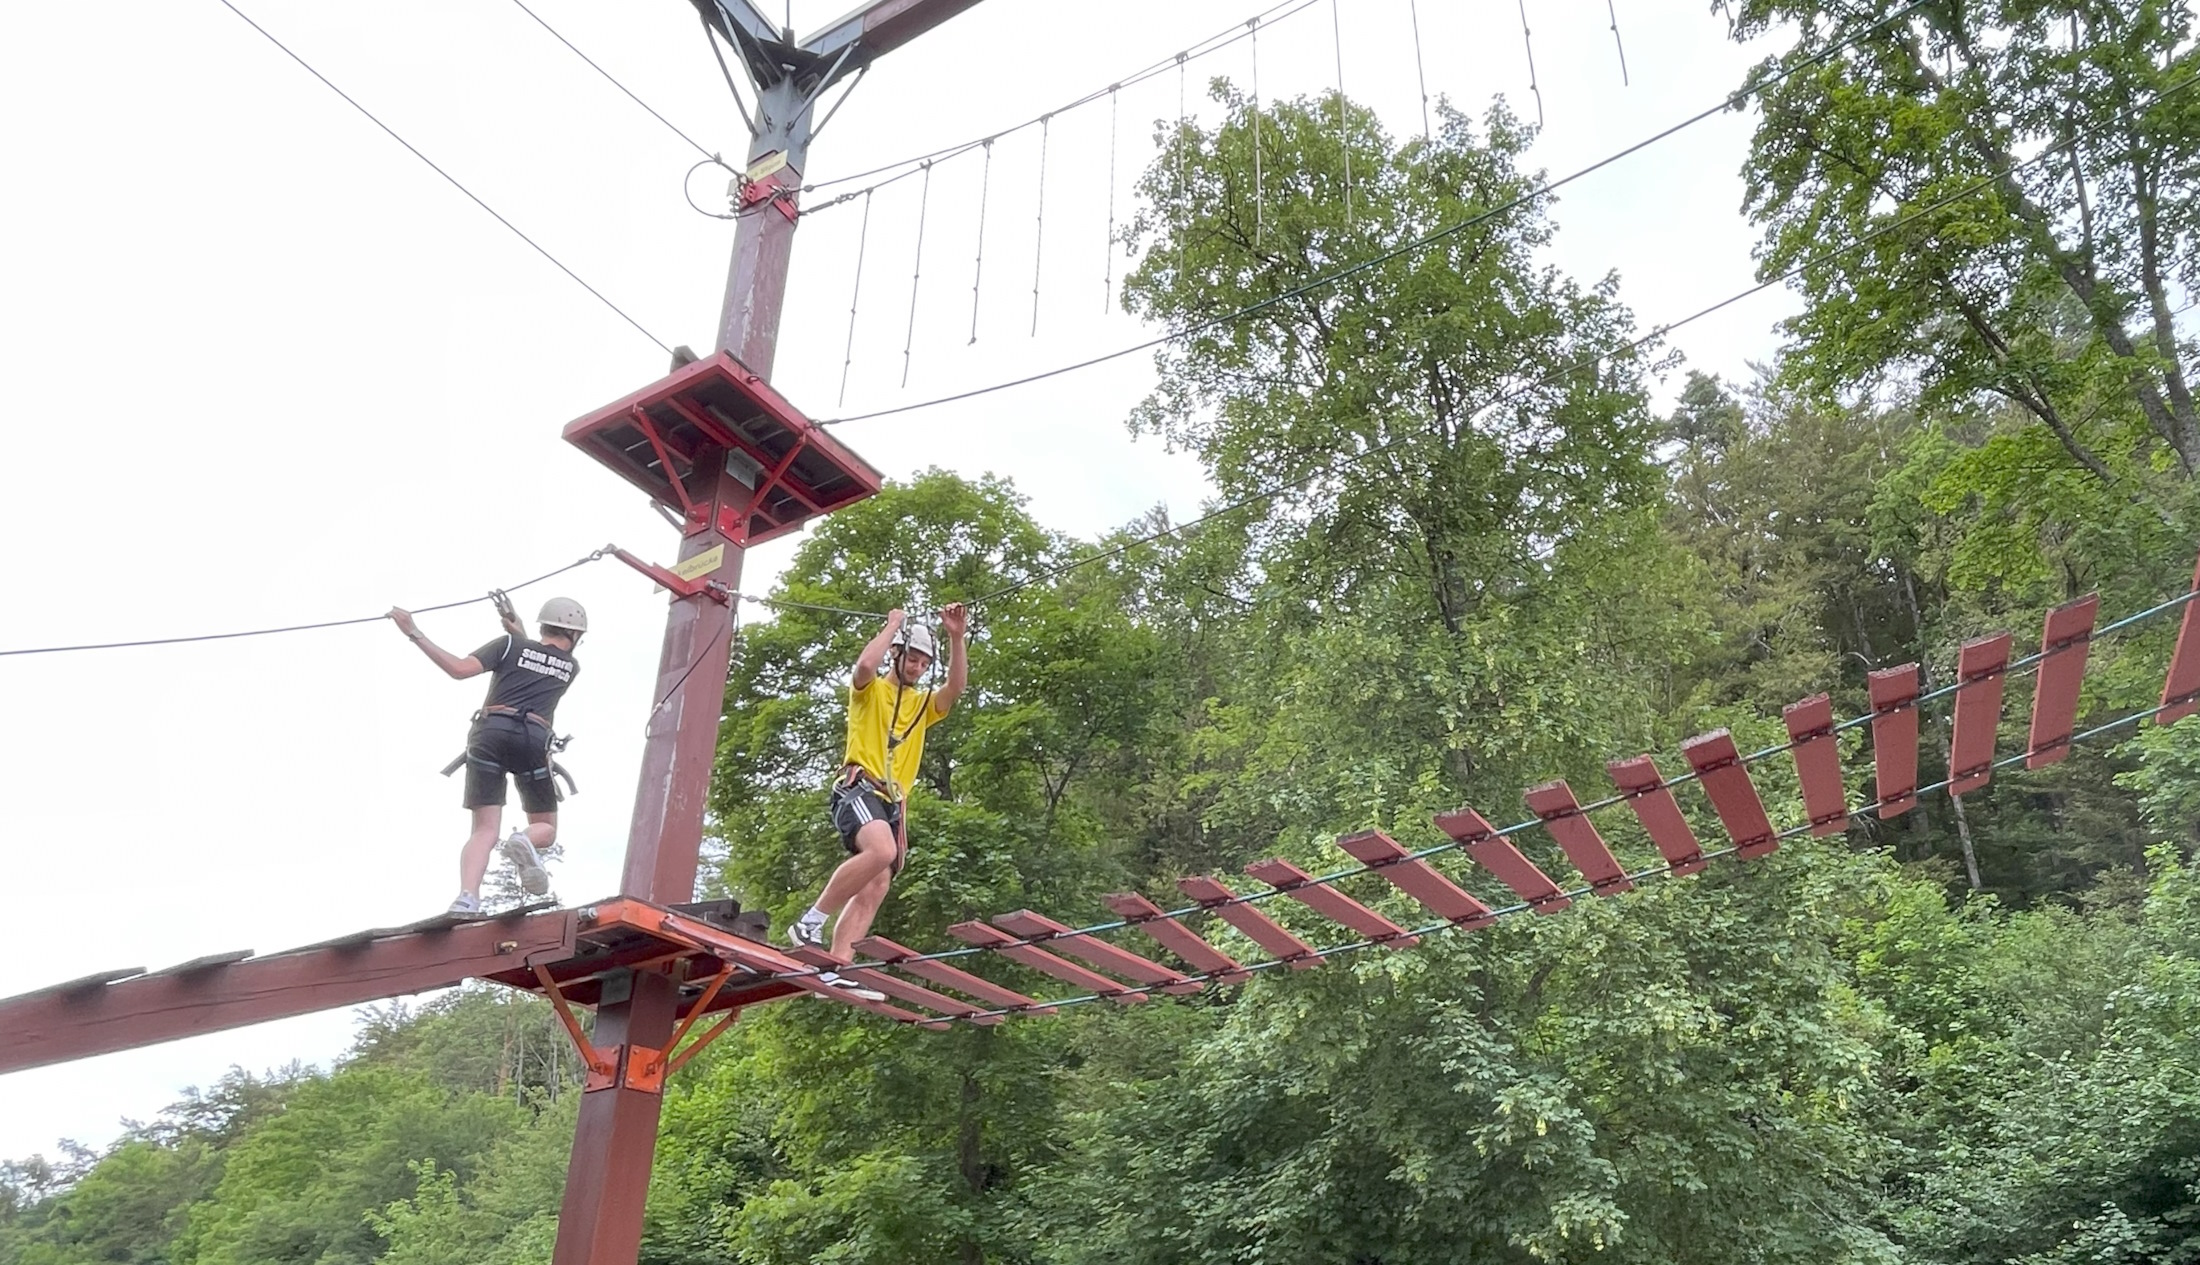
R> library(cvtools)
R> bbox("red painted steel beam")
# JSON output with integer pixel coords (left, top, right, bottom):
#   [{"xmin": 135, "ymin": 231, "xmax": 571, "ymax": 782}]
[
  {"xmin": 1177, "ymin": 876, "xmax": 1325, "ymax": 967},
  {"xmin": 856, "ymin": 936, "xmax": 1057, "ymax": 1015},
  {"xmin": 1334, "ymin": 831, "xmax": 1494, "ymax": 929},
  {"xmin": 804, "ymin": 0, "xmax": 986, "ymax": 62},
  {"xmin": 2028, "ymin": 594, "xmax": 2100, "ymax": 768},
  {"xmin": 1781, "ymin": 695, "xmax": 1848, "ymax": 836},
  {"xmin": 1679, "ymin": 730, "xmax": 1778, "ymax": 859},
  {"xmin": 948, "ymin": 922, "xmax": 1148, "ymax": 1003},
  {"xmin": 1522, "ymin": 780, "xmax": 1632, "ymax": 894},
  {"xmin": 1867, "ymin": 665, "xmax": 1921, "ymax": 817},
  {"xmin": 1101, "ymin": 893, "xmax": 1251, "ymax": 983},
  {"xmin": 991, "ymin": 911, "xmax": 1201, "ymax": 994},
  {"xmin": 0, "ymin": 910, "xmax": 575, "ymax": 1075},
  {"xmin": 1948, "ymin": 633, "xmax": 2012, "ymax": 795},
  {"xmin": 2160, "ymin": 555, "xmax": 2200, "ymax": 725},
  {"xmin": 1243, "ymin": 859, "xmax": 1419, "ymax": 946},
  {"xmin": 1432, "ymin": 806, "xmax": 1570, "ymax": 912},
  {"xmin": 1606, "ymin": 755, "xmax": 1706, "ymax": 876}
]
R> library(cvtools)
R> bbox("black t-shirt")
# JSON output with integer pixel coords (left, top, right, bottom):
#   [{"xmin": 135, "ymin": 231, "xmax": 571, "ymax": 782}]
[{"xmin": 471, "ymin": 635, "xmax": 579, "ymax": 723}]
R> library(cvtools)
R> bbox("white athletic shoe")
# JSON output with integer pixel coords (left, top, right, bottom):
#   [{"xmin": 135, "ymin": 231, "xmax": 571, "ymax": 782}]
[
  {"xmin": 499, "ymin": 829, "xmax": 550, "ymax": 896},
  {"xmin": 787, "ymin": 917, "xmax": 827, "ymax": 950},
  {"xmin": 447, "ymin": 892, "xmax": 482, "ymax": 916},
  {"xmin": 815, "ymin": 970, "xmax": 886, "ymax": 1003}
]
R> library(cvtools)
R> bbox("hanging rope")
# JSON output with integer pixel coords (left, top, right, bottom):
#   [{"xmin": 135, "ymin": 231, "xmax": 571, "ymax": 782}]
[
  {"xmin": 1249, "ymin": 18, "xmax": 1265, "ymax": 245},
  {"xmin": 838, "ymin": 189, "xmax": 873, "ymax": 407},
  {"xmin": 1330, "ymin": 0, "xmax": 1353, "ymax": 225},
  {"xmin": 1607, "ymin": 0, "xmax": 1632, "ymax": 87},
  {"xmin": 1104, "ymin": 85, "xmax": 1120, "ymax": 312},
  {"xmin": 901, "ymin": 160, "xmax": 933, "ymax": 388},
  {"xmin": 1031, "ymin": 116, "xmax": 1050, "ymax": 336},
  {"xmin": 1177, "ymin": 52, "xmax": 1190, "ymax": 280},
  {"xmin": 1516, "ymin": 0, "xmax": 1545, "ymax": 128},
  {"xmin": 1407, "ymin": 0, "xmax": 1431, "ymax": 141},
  {"xmin": 969, "ymin": 139, "xmax": 995, "ymax": 345}
]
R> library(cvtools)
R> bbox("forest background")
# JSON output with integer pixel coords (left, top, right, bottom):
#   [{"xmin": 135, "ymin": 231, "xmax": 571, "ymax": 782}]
[{"xmin": 8, "ymin": 0, "xmax": 2200, "ymax": 1260}]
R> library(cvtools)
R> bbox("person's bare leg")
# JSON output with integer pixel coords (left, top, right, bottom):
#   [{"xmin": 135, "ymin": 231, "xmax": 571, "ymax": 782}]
[
  {"xmin": 522, "ymin": 812, "xmax": 556, "ymax": 850},
  {"xmin": 458, "ymin": 805, "xmax": 501, "ymax": 895},
  {"xmin": 830, "ymin": 867, "xmax": 895, "ymax": 959},
  {"xmin": 812, "ymin": 819, "xmax": 897, "ymax": 917}
]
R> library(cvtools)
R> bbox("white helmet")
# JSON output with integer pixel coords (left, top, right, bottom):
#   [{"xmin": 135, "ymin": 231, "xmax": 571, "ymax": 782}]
[
  {"xmin": 538, "ymin": 597, "xmax": 588, "ymax": 633},
  {"xmin": 891, "ymin": 621, "xmax": 937, "ymax": 660}
]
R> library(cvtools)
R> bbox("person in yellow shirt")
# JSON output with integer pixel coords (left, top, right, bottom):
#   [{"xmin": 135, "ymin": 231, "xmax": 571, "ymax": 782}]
[{"xmin": 788, "ymin": 603, "xmax": 968, "ymax": 996}]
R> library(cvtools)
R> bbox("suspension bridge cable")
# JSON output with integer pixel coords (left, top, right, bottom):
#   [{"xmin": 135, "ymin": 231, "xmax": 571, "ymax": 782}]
[
  {"xmin": 819, "ymin": 0, "xmax": 1933, "ymax": 427},
  {"xmin": 0, "ymin": 550, "xmax": 614, "ymax": 659},
  {"xmin": 951, "ymin": 66, "xmax": 2182, "ymax": 612},
  {"xmin": 210, "ymin": 0, "xmax": 674, "ymax": 356},
  {"xmin": 505, "ymin": 0, "xmax": 718, "ymax": 161},
  {"xmin": 949, "ymin": 694, "xmax": 2193, "ymax": 1022},
  {"xmin": 799, "ymin": 0, "xmax": 1324, "ymax": 199}
]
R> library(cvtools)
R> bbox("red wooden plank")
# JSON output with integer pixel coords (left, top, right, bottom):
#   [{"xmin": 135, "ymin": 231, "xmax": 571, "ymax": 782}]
[
  {"xmin": 2028, "ymin": 594, "xmax": 2100, "ymax": 768},
  {"xmin": 1868, "ymin": 664, "xmax": 1921, "ymax": 817},
  {"xmin": 855, "ymin": 935, "xmax": 1057, "ymax": 1016},
  {"xmin": 1243, "ymin": 859, "xmax": 1419, "ymax": 946},
  {"xmin": 1334, "ymin": 831, "xmax": 1495, "ymax": 929},
  {"xmin": 1680, "ymin": 730, "xmax": 1778, "ymax": 860},
  {"xmin": 1431, "ymin": 807, "xmax": 1571, "ymax": 912},
  {"xmin": 1176, "ymin": 876, "xmax": 1325, "ymax": 967},
  {"xmin": 992, "ymin": 911, "xmax": 1202, "ymax": 994},
  {"xmin": 949, "ymin": 922, "xmax": 1150, "ymax": 1004},
  {"xmin": 2158, "ymin": 555, "xmax": 2200, "ymax": 725},
  {"xmin": 1101, "ymin": 893, "xmax": 1251, "ymax": 983},
  {"xmin": 1522, "ymin": 780, "xmax": 1632, "ymax": 894},
  {"xmin": 1606, "ymin": 755, "xmax": 1706, "ymax": 876},
  {"xmin": 786, "ymin": 945, "xmax": 1000, "ymax": 1025},
  {"xmin": 1781, "ymin": 695, "xmax": 1848, "ymax": 836},
  {"xmin": 1949, "ymin": 632, "xmax": 2012, "ymax": 795}
]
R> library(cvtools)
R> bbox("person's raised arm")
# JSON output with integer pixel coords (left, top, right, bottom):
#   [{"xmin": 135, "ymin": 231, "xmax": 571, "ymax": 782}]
[
  {"xmin": 933, "ymin": 603, "xmax": 969, "ymax": 717},
  {"xmin": 852, "ymin": 608, "xmax": 905, "ymax": 690},
  {"xmin": 389, "ymin": 608, "xmax": 487, "ymax": 681}
]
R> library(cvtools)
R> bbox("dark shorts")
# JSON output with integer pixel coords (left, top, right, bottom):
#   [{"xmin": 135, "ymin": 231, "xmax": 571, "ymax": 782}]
[
  {"xmin": 830, "ymin": 782, "xmax": 906, "ymax": 875},
  {"xmin": 462, "ymin": 716, "xmax": 559, "ymax": 815}
]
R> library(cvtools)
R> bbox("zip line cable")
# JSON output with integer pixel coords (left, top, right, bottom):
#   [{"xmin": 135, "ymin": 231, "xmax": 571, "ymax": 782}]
[
  {"xmin": 952, "ymin": 695, "xmax": 2194, "ymax": 1022},
  {"xmin": 941, "ymin": 63, "xmax": 2200, "ymax": 613},
  {"xmin": 819, "ymin": 0, "xmax": 1934, "ymax": 427},
  {"xmin": 770, "ymin": 577, "xmax": 2200, "ymax": 994},
  {"xmin": 211, "ymin": 0, "xmax": 674, "ymax": 357},
  {"xmin": 505, "ymin": 0, "xmax": 718, "ymax": 161},
  {"xmin": 0, "ymin": 551, "xmax": 614, "ymax": 659}
]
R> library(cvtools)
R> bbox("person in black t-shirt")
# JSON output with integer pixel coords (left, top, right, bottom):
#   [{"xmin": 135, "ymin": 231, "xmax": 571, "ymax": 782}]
[{"xmin": 390, "ymin": 596, "xmax": 586, "ymax": 915}]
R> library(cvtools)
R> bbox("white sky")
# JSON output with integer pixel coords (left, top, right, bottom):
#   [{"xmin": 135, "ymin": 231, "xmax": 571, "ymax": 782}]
[{"xmin": 0, "ymin": 0, "xmax": 1777, "ymax": 1160}]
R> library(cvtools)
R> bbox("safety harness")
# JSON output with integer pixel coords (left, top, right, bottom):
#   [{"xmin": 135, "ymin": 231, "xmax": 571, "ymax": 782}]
[{"xmin": 437, "ymin": 592, "xmax": 581, "ymax": 799}]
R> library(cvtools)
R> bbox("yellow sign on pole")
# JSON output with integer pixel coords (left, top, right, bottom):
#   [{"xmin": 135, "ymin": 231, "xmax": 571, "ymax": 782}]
[{"xmin": 672, "ymin": 544, "xmax": 726, "ymax": 583}]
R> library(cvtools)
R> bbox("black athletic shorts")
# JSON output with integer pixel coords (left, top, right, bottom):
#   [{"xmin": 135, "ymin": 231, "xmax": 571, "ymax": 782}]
[
  {"xmin": 463, "ymin": 715, "xmax": 559, "ymax": 815},
  {"xmin": 830, "ymin": 782, "xmax": 906, "ymax": 875}
]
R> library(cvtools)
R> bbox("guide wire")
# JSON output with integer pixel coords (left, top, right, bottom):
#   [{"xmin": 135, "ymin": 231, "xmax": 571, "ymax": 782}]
[
  {"xmin": 1031, "ymin": 116, "xmax": 1051, "ymax": 336},
  {"xmin": 1331, "ymin": 0, "xmax": 1353, "ymax": 225},
  {"xmin": 212, "ymin": 0, "xmax": 674, "ymax": 356},
  {"xmin": 1607, "ymin": 0, "xmax": 1632, "ymax": 87},
  {"xmin": 1408, "ymin": 0, "xmax": 1432, "ymax": 141},
  {"xmin": 1250, "ymin": 19, "xmax": 1265, "ymax": 243},
  {"xmin": 839, "ymin": 189, "xmax": 874, "ymax": 406},
  {"xmin": 1517, "ymin": 0, "xmax": 1546, "ymax": 127},
  {"xmin": 0, "ymin": 550, "xmax": 614, "ymax": 659},
  {"xmin": 507, "ymin": 0, "xmax": 717, "ymax": 160},
  {"xmin": 969, "ymin": 139, "xmax": 995, "ymax": 344},
  {"xmin": 1104, "ymin": 86, "xmax": 1121, "ymax": 312}
]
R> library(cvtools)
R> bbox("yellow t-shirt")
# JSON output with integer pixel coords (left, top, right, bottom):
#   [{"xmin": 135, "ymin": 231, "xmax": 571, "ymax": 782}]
[{"xmin": 842, "ymin": 673, "xmax": 939, "ymax": 798}]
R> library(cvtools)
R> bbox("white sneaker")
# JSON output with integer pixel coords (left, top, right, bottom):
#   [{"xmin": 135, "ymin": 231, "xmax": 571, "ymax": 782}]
[
  {"xmin": 499, "ymin": 829, "xmax": 550, "ymax": 896},
  {"xmin": 447, "ymin": 892, "xmax": 482, "ymax": 916},
  {"xmin": 787, "ymin": 916, "xmax": 827, "ymax": 950},
  {"xmin": 815, "ymin": 970, "xmax": 885, "ymax": 1003}
]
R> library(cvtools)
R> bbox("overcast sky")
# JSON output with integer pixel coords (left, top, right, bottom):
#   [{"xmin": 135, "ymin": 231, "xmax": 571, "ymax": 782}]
[{"xmin": 0, "ymin": 0, "xmax": 1780, "ymax": 1161}]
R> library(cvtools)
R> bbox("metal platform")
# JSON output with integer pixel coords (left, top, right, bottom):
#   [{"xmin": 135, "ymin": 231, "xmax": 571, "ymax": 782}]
[{"xmin": 562, "ymin": 351, "xmax": 881, "ymax": 546}]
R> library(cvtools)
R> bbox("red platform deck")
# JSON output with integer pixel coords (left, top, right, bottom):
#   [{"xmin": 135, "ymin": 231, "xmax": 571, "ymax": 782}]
[{"xmin": 562, "ymin": 351, "xmax": 881, "ymax": 546}]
